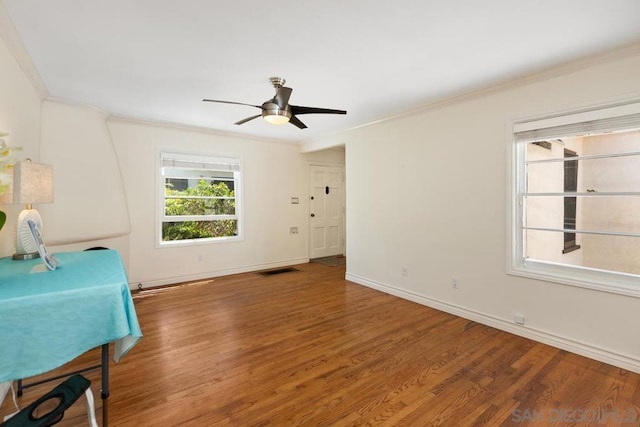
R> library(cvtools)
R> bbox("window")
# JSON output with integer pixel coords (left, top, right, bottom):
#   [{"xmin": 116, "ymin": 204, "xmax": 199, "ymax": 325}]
[
  {"xmin": 509, "ymin": 101, "xmax": 640, "ymax": 296},
  {"xmin": 159, "ymin": 151, "xmax": 242, "ymax": 245}
]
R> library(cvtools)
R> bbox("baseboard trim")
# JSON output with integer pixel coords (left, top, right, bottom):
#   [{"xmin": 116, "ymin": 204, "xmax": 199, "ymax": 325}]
[
  {"xmin": 132, "ymin": 257, "xmax": 310, "ymax": 290},
  {"xmin": 346, "ymin": 272, "xmax": 640, "ymax": 374}
]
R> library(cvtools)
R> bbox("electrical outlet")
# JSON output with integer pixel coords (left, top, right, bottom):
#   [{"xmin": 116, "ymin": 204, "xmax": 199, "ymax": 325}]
[
  {"xmin": 401, "ymin": 266, "xmax": 408, "ymax": 277},
  {"xmin": 451, "ymin": 277, "xmax": 459, "ymax": 289},
  {"xmin": 290, "ymin": 227, "xmax": 299, "ymax": 235},
  {"xmin": 514, "ymin": 313, "xmax": 525, "ymax": 325}
]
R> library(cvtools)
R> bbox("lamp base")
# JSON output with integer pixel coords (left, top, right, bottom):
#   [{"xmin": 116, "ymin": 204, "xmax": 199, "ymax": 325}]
[
  {"xmin": 12, "ymin": 251, "xmax": 40, "ymax": 260},
  {"xmin": 15, "ymin": 208, "xmax": 42, "ymax": 258}
]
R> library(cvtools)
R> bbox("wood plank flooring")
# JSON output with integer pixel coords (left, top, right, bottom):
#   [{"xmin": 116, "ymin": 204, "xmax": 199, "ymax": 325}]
[{"xmin": 2, "ymin": 261, "xmax": 639, "ymax": 426}]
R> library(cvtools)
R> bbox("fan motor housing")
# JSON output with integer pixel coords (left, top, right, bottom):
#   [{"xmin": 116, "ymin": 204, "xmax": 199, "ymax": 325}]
[{"xmin": 262, "ymin": 102, "xmax": 291, "ymax": 123}]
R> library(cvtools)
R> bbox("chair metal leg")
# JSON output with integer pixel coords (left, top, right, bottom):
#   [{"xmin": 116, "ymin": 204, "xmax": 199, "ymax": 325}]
[{"xmin": 85, "ymin": 387, "xmax": 99, "ymax": 427}]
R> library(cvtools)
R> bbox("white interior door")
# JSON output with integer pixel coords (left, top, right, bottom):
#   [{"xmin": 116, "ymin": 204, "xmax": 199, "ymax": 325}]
[{"xmin": 309, "ymin": 165, "xmax": 344, "ymax": 259}]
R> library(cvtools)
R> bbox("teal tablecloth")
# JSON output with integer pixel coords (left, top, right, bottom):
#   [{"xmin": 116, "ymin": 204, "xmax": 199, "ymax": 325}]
[{"xmin": 0, "ymin": 250, "xmax": 142, "ymax": 382}]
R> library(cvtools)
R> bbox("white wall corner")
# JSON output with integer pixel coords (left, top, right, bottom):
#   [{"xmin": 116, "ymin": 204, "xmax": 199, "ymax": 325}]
[
  {"xmin": 0, "ymin": 2, "xmax": 48, "ymax": 100},
  {"xmin": 300, "ymin": 138, "xmax": 345, "ymax": 153},
  {"xmin": 38, "ymin": 100, "xmax": 131, "ymax": 245}
]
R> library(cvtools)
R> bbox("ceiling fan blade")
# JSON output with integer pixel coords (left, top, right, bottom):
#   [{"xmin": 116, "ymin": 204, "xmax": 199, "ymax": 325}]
[
  {"xmin": 274, "ymin": 87, "xmax": 293, "ymax": 109},
  {"xmin": 289, "ymin": 115, "xmax": 307, "ymax": 129},
  {"xmin": 203, "ymin": 99, "xmax": 261, "ymax": 109},
  {"xmin": 290, "ymin": 105, "xmax": 347, "ymax": 115},
  {"xmin": 235, "ymin": 114, "xmax": 262, "ymax": 125}
]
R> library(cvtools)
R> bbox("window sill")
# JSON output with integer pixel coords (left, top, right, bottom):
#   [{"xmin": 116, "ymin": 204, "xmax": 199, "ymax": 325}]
[
  {"xmin": 508, "ymin": 260, "xmax": 640, "ymax": 299},
  {"xmin": 157, "ymin": 235, "xmax": 243, "ymax": 248}
]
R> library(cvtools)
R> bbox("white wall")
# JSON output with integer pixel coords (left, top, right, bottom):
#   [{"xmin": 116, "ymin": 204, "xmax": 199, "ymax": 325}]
[
  {"xmin": 1, "ymin": 10, "xmax": 128, "ymax": 259},
  {"xmin": 108, "ymin": 119, "xmax": 344, "ymax": 288},
  {"xmin": 314, "ymin": 47, "xmax": 640, "ymax": 372},
  {"xmin": 0, "ymin": 26, "xmax": 42, "ymax": 257},
  {"xmin": 38, "ymin": 100, "xmax": 131, "ymax": 260}
]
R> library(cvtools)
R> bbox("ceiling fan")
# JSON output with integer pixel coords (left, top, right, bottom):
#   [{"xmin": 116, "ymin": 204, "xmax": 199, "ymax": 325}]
[{"xmin": 203, "ymin": 77, "xmax": 347, "ymax": 129}]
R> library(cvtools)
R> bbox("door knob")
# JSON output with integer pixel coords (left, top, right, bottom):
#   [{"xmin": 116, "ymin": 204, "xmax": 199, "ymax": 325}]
[{"xmin": 310, "ymin": 213, "xmax": 315, "ymax": 217}]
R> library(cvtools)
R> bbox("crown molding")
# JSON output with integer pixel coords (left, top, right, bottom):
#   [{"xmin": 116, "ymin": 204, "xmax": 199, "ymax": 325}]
[
  {"xmin": 0, "ymin": 2, "xmax": 48, "ymax": 100},
  {"xmin": 108, "ymin": 114, "xmax": 299, "ymax": 147},
  {"xmin": 308, "ymin": 40, "xmax": 640, "ymax": 142},
  {"xmin": 44, "ymin": 97, "xmax": 110, "ymax": 118}
]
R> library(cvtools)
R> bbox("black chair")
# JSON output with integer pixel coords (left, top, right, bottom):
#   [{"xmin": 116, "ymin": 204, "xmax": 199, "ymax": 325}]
[{"xmin": 1, "ymin": 375, "xmax": 97, "ymax": 427}]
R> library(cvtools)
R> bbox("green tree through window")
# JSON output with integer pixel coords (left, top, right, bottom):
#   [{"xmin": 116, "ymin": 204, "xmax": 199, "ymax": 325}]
[
  {"xmin": 163, "ymin": 179, "xmax": 237, "ymax": 241},
  {"xmin": 159, "ymin": 151, "xmax": 241, "ymax": 244}
]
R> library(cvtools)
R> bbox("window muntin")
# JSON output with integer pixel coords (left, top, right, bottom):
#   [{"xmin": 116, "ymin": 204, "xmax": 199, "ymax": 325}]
[
  {"xmin": 511, "ymin": 101, "xmax": 640, "ymax": 295},
  {"xmin": 159, "ymin": 151, "xmax": 241, "ymax": 244}
]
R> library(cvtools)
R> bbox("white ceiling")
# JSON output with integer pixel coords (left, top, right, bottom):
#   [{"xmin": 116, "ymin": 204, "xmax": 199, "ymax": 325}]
[{"xmin": 3, "ymin": 0, "xmax": 640, "ymax": 143}]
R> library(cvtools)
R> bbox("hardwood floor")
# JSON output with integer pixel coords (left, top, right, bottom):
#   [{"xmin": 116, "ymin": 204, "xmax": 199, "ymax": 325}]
[{"xmin": 2, "ymin": 261, "xmax": 639, "ymax": 426}]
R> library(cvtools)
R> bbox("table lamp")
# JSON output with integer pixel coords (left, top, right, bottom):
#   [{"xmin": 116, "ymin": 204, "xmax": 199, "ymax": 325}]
[{"xmin": 11, "ymin": 159, "xmax": 54, "ymax": 260}]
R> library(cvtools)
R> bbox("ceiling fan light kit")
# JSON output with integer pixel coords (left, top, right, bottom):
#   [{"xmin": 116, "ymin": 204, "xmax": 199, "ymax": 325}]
[
  {"xmin": 203, "ymin": 77, "xmax": 346, "ymax": 129},
  {"xmin": 262, "ymin": 103, "xmax": 291, "ymax": 125}
]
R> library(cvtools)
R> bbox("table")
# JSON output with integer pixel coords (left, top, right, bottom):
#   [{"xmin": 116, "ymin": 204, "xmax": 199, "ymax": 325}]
[{"xmin": 0, "ymin": 250, "xmax": 143, "ymax": 426}]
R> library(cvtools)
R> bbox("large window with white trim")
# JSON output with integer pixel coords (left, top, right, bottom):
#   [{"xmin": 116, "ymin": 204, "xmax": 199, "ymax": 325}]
[
  {"xmin": 510, "ymin": 101, "xmax": 640, "ymax": 295},
  {"xmin": 159, "ymin": 151, "xmax": 242, "ymax": 245}
]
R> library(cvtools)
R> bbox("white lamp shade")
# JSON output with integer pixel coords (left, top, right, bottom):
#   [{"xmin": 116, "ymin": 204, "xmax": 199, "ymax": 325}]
[{"xmin": 13, "ymin": 160, "xmax": 54, "ymax": 205}]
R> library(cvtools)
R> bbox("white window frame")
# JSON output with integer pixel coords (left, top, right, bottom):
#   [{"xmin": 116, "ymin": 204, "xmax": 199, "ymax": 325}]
[
  {"xmin": 157, "ymin": 149, "xmax": 243, "ymax": 247},
  {"xmin": 507, "ymin": 100, "xmax": 640, "ymax": 297}
]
